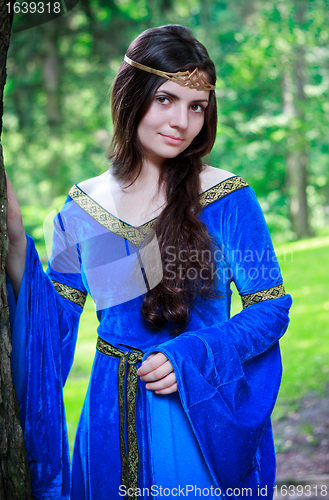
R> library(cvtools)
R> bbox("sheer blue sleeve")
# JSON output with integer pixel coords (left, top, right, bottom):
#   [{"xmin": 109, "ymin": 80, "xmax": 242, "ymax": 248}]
[{"xmin": 8, "ymin": 197, "xmax": 87, "ymax": 500}]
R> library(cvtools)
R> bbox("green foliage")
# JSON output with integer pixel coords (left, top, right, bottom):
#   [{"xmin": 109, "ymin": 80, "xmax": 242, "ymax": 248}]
[{"xmin": 3, "ymin": 0, "xmax": 329, "ymax": 243}]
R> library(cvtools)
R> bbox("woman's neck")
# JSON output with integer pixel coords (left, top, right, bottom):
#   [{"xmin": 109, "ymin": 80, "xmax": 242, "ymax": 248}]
[{"xmin": 119, "ymin": 159, "xmax": 163, "ymax": 195}]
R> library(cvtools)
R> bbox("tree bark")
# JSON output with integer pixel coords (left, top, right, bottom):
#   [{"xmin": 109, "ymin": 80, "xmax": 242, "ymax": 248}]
[{"xmin": 0, "ymin": 1, "xmax": 33, "ymax": 498}]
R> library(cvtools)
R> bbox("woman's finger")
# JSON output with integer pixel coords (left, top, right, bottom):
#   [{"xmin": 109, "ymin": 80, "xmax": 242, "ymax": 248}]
[
  {"xmin": 154, "ymin": 383, "xmax": 178, "ymax": 395},
  {"xmin": 145, "ymin": 372, "xmax": 177, "ymax": 391},
  {"xmin": 138, "ymin": 360, "xmax": 173, "ymax": 382},
  {"xmin": 137, "ymin": 352, "xmax": 168, "ymax": 377}
]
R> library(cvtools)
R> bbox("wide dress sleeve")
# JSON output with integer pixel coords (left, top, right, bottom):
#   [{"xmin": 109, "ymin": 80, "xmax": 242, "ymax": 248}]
[
  {"xmin": 144, "ymin": 183, "xmax": 292, "ymax": 500},
  {"xmin": 8, "ymin": 197, "xmax": 87, "ymax": 500}
]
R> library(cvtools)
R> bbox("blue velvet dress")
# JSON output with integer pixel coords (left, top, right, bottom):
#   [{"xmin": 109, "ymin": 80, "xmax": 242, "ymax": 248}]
[{"xmin": 8, "ymin": 175, "xmax": 292, "ymax": 500}]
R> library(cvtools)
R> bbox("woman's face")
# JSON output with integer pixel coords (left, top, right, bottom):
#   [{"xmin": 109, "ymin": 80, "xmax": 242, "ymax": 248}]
[{"xmin": 137, "ymin": 77, "xmax": 210, "ymax": 166}]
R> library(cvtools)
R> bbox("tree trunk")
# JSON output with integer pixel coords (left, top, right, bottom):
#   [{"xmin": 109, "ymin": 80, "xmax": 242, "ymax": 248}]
[
  {"xmin": 284, "ymin": 0, "xmax": 313, "ymax": 238},
  {"xmin": 286, "ymin": 147, "xmax": 312, "ymax": 238},
  {"xmin": 0, "ymin": 1, "xmax": 33, "ymax": 498}
]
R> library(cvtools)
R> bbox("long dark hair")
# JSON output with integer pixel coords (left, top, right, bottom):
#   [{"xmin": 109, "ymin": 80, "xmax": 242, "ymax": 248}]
[{"xmin": 109, "ymin": 25, "xmax": 218, "ymax": 334}]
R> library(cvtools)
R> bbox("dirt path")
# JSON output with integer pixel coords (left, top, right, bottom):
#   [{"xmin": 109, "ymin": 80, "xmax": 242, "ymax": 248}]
[
  {"xmin": 274, "ymin": 392, "xmax": 329, "ymax": 478},
  {"xmin": 273, "ymin": 391, "xmax": 329, "ymax": 498}
]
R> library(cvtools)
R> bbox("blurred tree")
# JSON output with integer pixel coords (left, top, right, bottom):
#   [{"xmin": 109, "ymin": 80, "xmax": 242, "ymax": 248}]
[
  {"xmin": 284, "ymin": 0, "xmax": 312, "ymax": 237},
  {"xmin": 40, "ymin": 19, "xmax": 63, "ymax": 129},
  {"xmin": 0, "ymin": 1, "xmax": 32, "ymax": 497}
]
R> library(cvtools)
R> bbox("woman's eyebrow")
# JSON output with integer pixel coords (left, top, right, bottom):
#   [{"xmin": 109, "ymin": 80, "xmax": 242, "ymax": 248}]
[{"xmin": 155, "ymin": 90, "xmax": 209, "ymax": 103}]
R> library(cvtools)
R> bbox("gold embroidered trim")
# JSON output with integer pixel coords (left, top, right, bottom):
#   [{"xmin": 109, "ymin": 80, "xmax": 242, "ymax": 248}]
[
  {"xmin": 68, "ymin": 185, "xmax": 152, "ymax": 248},
  {"xmin": 241, "ymin": 283, "xmax": 286, "ymax": 309},
  {"xmin": 69, "ymin": 176, "xmax": 248, "ymax": 247},
  {"xmin": 199, "ymin": 176, "xmax": 248, "ymax": 208},
  {"xmin": 51, "ymin": 280, "xmax": 86, "ymax": 308},
  {"xmin": 96, "ymin": 337, "xmax": 144, "ymax": 498}
]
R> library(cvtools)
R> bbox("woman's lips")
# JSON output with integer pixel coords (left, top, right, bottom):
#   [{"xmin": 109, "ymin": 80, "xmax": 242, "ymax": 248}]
[{"xmin": 160, "ymin": 134, "xmax": 183, "ymax": 145}]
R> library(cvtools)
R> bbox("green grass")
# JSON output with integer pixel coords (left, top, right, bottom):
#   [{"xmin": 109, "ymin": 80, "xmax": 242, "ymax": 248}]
[
  {"xmin": 63, "ymin": 235, "xmax": 329, "ymax": 451},
  {"xmin": 273, "ymin": 236, "xmax": 329, "ymax": 417}
]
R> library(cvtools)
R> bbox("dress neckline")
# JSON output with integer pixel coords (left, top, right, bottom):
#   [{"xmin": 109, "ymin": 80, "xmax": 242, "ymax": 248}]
[{"xmin": 68, "ymin": 175, "xmax": 248, "ymax": 247}]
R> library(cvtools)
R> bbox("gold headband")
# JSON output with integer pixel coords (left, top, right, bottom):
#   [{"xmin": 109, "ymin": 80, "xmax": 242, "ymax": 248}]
[{"xmin": 124, "ymin": 55, "xmax": 215, "ymax": 91}]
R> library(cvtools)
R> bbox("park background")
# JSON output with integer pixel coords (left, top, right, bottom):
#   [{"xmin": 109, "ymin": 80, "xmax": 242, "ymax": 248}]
[{"xmin": 3, "ymin": 0, "xmax": 329, "ymax": 482}]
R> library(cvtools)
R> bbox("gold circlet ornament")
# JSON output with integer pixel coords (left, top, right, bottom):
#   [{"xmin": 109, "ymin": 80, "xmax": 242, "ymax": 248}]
[{"xmin": 124, "ymin": 55, "xmax": 215, "ymax": 91}]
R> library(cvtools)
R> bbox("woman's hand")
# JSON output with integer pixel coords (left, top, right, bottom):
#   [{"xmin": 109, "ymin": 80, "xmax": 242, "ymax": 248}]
[
  {"xmin": 5, "ymin": 172, "xmax": 27, "ymax": 297},
  {"xmin": 137, "ymin": 352, "xmax": 177, "ymax": 395}
]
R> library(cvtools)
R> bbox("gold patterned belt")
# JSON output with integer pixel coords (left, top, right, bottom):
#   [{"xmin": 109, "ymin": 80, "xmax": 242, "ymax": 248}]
[{"xmin": 96, "ymin": 336, "xmax": 144, "ymax": 498}]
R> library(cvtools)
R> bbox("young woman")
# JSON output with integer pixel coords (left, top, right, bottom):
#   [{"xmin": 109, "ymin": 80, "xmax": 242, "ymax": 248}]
[{"xmin": 6, "ymin": 25, "xmax": 292, "ymax": 500}]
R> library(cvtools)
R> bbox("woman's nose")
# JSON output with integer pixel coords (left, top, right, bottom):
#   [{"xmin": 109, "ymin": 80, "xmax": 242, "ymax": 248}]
[{"xmin": 170, "ymin": 105, "xmax": 189, "ymax": 130}]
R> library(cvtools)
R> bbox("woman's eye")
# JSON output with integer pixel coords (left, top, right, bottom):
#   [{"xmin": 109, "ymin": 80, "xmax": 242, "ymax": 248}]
[
  {"xmin": 156, "ymin": 96, "xmax": 170, "ymax": 105},
  {"xmin": 191, "ymin": 104, "xmax": 204, "ymax": 113}
]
